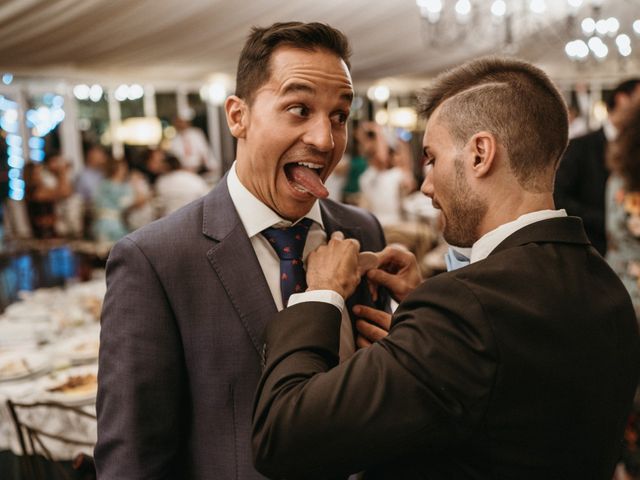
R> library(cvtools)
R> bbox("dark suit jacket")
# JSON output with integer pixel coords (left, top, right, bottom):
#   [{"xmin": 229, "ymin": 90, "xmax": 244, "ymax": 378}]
[
  {"xmin": 95, "ymin": 176, "xmax": 386, "ymax": 479},
  {"xmin": 253, "ymin": 217, "xmax": 640, "ymax": 480},
  {"xmin": 554, "ymin": 128, "xmax": 608, "ymax": 255}
]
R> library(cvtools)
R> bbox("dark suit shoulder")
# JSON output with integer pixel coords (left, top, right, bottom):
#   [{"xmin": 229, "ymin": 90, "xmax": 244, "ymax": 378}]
[{"xmin": 111, "ymin": 196, "xmax": 213, "ymax": 270}]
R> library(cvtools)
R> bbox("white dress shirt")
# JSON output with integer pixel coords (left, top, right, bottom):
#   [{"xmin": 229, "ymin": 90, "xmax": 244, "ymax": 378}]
[{"xmin": 227, "ymin": 163, "xmax": 355, "ymax": 360}]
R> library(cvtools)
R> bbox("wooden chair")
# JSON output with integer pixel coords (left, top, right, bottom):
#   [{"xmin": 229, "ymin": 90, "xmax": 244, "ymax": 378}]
[{"xmin": 6, "ymin": 399, "xmax": 96, "ymax": 480}]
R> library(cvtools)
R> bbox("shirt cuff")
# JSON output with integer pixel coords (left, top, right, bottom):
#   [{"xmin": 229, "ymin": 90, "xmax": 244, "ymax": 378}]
[{"xmin": 287, "ymin": 290, "xmax": 345, "ymax": 315}]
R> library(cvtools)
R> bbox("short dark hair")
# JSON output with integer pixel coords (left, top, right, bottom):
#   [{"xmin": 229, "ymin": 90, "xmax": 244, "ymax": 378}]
[
  {"xmin": 417, "ymin": 56, "xmax": 568, "ymax": 192},
  {"xmin": 235, "ymin": 22, "xmax": 352, "ymax": 103},
  {"xmin": 605, "ymin": 78, "xmax": 640, "ymax": 112}
]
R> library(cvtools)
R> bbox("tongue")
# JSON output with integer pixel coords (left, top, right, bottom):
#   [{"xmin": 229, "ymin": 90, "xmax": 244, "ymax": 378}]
[{"xmin": 288, "ymin": 165, "xmax": 329, "ymax": 198}]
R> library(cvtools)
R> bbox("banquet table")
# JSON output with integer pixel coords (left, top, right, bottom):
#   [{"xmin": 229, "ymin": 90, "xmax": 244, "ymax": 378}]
[{"xmin": 0, "ymin": 275, "xmax": 105, "ymax": 477}]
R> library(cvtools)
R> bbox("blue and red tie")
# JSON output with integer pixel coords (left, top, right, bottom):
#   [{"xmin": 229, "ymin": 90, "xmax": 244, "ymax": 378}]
[{"xmin": 262, "ymin": 218, "xmax": 313, "ymax": 307}]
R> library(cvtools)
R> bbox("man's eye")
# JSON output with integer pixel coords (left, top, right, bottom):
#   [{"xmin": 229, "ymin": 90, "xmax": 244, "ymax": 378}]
[
  {"xmin": 288, "ymin": 106, "xmax": 310, "ymax": 117},
  {"xmin": 331, "ymin": 111, "xmax": 349, "ymax": 126}
]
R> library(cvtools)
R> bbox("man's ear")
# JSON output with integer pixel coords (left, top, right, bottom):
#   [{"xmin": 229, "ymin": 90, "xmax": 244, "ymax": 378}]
[
  {"xmin": 468, "ymin": 131, "xmax": 497, "ymax": 178},
  {"xmin": 224, "ymin": 95, "xmax": 248, "ymax": 139}
]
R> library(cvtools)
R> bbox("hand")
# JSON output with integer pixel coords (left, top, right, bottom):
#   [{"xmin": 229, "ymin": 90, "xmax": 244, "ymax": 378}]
[
  {"xmin": 353, "ymin": 304, "xmax": 392, "ymax": 349},
  {"xmin": 366, "ymin": 245, "xmax": 422, "ymax": 303},
  {"xmin": 306, "ymin": 231, "xmax": 361, "ymax": 299}
]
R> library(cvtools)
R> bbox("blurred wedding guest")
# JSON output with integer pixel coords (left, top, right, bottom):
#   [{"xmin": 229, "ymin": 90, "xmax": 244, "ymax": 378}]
[
  {"xmin": 91, "ymin": 157, "xmax": 133, "ymax": 242},
  {"xmin": 23, "ymin": 155, "xmax": 72, "ymax": 239},
  {"xmin": 324, "ymin": 154, "xmax": 350, "ymax": 202},
  {"xmin": 606, "ymin": 103, "xmax": 640, "ymax": 319},
  {"xmin": 96, "ymin": 22, "xmax": 386, "ymax": 480},
  {"xmin": 75, "ymin": 145, "xmax": 107, "ymax": 202},
  {"xmin": 75, "ymin": 144, "xmax": 108, "ymax": 236},
  {"xmin": 137, "ymin": 147, "xmax": 168, "ymax": 186},
  {"xmin": 170, "ymin": 114, "xmax": 219, "ymax": 178},
  {"xmin": 252, "ymin": 56, "xmax": 640, "ymax": 480},
  {"xmin": 154, "ymin": 153, "xmax": 210, "ymax": 216},
  {"xmin": 358, "ymin": 125, "xmax": 416, "ymax": 226},
  {"xmin": 126, "ymin": 162, "xmax": 156, "ymax": 232},
  {"xmin": 342, "ymin": 134, "xmax": 369, "ymax": 205},
  {"xmin": 568, "ymin": 104, "xmax": 588, "ymax": 139},
  {"xmin": 555, "ymin": 78, "xmax": 640, "ymax": 256}
]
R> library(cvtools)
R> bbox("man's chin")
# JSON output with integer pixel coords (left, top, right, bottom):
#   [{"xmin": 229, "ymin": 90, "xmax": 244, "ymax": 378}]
[{"xmin": 275, "ymin": 199, "xmax": 316, "ymax": 222}]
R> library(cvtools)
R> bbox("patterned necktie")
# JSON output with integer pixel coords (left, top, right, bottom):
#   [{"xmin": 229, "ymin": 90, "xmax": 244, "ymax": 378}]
[{"xmin": 262, "ymin": 218, "xmax": 313, "ymax": 307}]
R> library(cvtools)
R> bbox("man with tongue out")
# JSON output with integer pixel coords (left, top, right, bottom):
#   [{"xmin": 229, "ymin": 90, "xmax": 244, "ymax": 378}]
[{"xmin": 96, "ymin": 22, "xmax": 387, "ymax": 480}]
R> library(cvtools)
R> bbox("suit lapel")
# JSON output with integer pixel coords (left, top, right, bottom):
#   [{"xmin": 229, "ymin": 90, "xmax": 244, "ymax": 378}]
[{"xmin": 203, "ymin": 177, "xmax": 276, "ymax": 355}]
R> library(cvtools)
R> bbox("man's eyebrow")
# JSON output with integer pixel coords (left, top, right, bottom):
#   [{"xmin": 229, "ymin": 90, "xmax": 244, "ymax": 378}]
[
  {"xmin": 281, "ymin": 82, "xmax": 315, "ymax": 97},
  {"xmin": 281, "ymin": 82, "xmax": 353, "ymax": 104},
  {"xmin": 341, "ymin": 91, "xmax": 354, "ymax": 103}
]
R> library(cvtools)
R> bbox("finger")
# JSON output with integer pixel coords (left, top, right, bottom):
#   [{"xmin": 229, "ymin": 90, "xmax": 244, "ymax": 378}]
[
  {"xmin": 353, "ymin": 305, "xmax": 391, "ymax": 330},
  {"xmin": 375, "ymin": 247, "xmax": 412, "ymax": 272},
  {"xmin": 345, "ymin": 237, "xmax": 361, "ymax": 254},
  {"xmin": 356, "ymin": 335, "xmax": 372, "ymax": 349},
  {"xmin": 331, "ymin": 231, "xmax": 345, "ymax": 241},
  {"xmin": 367, "ymin": 268, "xmax": 400, "ymax": 290},
  {"xmin": 355, "ymin": 319, "xmax": 389, "ymax": 342}
]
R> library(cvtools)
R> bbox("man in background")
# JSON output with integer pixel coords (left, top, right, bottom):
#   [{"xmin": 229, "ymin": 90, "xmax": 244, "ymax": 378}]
[
  {"xmin": 554, "ymin": 78, "xmax": 640, "ymax": 256},
  {"xmin": 170, "ymin": 113, "xmax": 219, "ymax": 178},
  {"xmin": 252, "ymin": 57, "xmax": 640, "ymax": 479}
]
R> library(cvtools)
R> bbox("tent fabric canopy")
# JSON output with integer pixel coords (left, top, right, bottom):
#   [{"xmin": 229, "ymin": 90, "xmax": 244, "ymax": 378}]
[{"xmin": 0, "ymin": 0, "xmax": 637, "ymax": 85}]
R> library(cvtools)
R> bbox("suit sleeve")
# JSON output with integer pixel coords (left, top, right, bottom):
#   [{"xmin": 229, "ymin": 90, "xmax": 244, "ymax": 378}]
[
  {"xmin": 554, "ymin": 139, "xmax": 603, "ymax": 233},
  {"xmin": 252, "ymin": 275, "xmax": 498, "ymax": 479},
  {"xmin": 95, "ymin": 237, "xmax": 187, "ymax": 479}
]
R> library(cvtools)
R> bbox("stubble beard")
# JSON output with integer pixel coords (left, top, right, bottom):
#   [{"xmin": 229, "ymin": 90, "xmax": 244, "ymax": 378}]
[{"xmin": 442, "ymin": 156, "xmax": 488, "ymax": 248}]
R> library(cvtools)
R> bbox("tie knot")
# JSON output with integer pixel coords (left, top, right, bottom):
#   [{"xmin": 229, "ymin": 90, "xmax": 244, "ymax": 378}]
[{"xmin": 262, "ymin": 218, "xmax": 313, "ymax": 260}]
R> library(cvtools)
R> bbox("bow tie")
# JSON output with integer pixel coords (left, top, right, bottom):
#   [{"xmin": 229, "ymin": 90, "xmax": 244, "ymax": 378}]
[{"xmin": 444, "ymin": 246, "xmax": 470, "ymax": 271}]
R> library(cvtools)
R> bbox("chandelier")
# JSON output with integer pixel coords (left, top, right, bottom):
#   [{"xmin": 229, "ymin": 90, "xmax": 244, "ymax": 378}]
[
  {"xmin": 416, "ymin": 0, "xmax": 640, "ymax": 62},
  {"xmin": 565, "ymin": 2, "xmax": 639, "ymax": 62}
]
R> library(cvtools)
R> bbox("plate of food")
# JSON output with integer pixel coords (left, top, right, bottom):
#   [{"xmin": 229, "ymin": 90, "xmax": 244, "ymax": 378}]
[
  {"xmin": 42, "ymin": 366, "xmax": 98, "ymax": 405},
  {"xmin": 0, "ymin": 352, "xmax": 50, "ymax": 382},
  {"xmin": 56, "ymin": 335, "xmax": 100, "ymax": 364}
]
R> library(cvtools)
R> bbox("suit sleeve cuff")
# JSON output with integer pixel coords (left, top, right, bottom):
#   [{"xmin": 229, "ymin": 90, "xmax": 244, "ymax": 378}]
[{"xmin": 287, "ymin": 290, "xmax": 345, "ymax": 314}]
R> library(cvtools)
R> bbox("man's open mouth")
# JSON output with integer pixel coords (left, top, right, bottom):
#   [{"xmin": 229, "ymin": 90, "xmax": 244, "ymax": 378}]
[{"xmin": 283, "ymin": 161, "xmax": 329, "ymax": 198}]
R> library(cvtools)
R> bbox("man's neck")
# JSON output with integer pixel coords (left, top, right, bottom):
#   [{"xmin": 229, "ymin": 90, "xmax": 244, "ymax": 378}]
[{"xmin": 477, "ymin": 192, "xmax": 555, "ymax": 239}]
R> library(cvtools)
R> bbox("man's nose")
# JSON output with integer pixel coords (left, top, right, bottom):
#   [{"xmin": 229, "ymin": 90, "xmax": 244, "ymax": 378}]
[
  {"xmin": 420, "ymin": 170, "xmax": 434, "ymax": 198},
  {"xmin": 303, "ymin": 117, "xmax": 334, "ymax": 152}
]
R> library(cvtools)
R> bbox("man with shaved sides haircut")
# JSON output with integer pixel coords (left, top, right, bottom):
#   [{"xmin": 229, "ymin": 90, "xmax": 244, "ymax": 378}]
[
  {"xmin": 252, "ymin": 56, "xmax": 640, "ymax": 479},
  {"xmin": 96, "ymin": 22, "xmax": 386, "ymax": 479}
]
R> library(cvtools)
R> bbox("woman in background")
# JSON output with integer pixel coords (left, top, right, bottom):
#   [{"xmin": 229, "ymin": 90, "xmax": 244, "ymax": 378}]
[
  {"xmin": 23, "ymin": 153, "xmax": 72, "ymax": 238},
  {"xmin": 606, "ymin": 102, "xmax": 640, "ymax": 480},
  {"xmin": 91, "ymin": 157, "xmax": 133, "ymax": 242},
  {"xmin": 606, "ymin": 103, "xmax": 640, "ymax": 319}
]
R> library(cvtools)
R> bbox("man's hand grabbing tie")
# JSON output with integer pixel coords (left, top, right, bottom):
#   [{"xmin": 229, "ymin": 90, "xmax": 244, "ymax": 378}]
[
  {"xmin": 306, "ymin": 231, "xmax": 361, "ymax": 299},
  {"xmin": 366, "ymin": 245, "xmax": 423, "ymax": 303}
]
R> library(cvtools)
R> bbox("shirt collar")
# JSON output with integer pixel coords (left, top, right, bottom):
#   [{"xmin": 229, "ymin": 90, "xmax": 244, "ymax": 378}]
[
  {"xmin": 227, "ymin": 161, "xmax": 324, "ymax": 238},
  {"xmin": 468, "ymin": 209, "xmax": 567, "ymax": 264}
]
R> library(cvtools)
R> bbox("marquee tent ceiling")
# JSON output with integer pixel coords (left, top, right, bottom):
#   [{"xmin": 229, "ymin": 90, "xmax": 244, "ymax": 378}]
[{"xmin": 0, "ymin": 0, "xmax": 638, "ymax": 88}]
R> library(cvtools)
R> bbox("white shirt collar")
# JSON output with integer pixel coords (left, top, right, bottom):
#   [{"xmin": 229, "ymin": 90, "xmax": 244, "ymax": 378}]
[
  {"xmin": 227, "ymin": 161, "xmax": 324, "ymax": 237},
  {"xmin": 468, "ymin": 209, "xmax": 567, "ymax": 264},
  {"xmin": 603, "ymin": 119, "xmax": 618, "ymax": 142}
]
